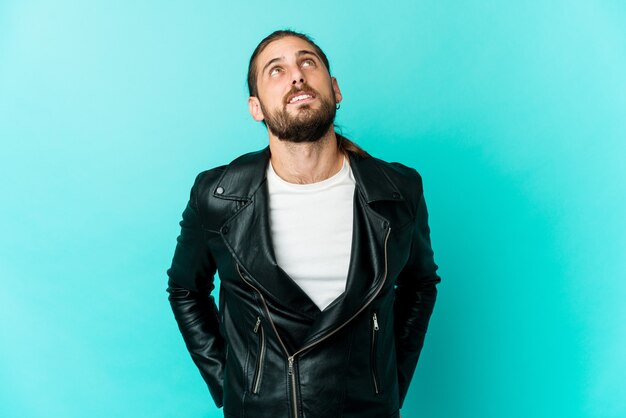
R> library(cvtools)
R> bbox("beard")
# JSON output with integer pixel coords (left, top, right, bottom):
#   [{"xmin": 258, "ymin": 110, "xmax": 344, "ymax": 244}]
[{"xmin": 259, "ymin": 86, "xmax": 336, "ymax": 143}]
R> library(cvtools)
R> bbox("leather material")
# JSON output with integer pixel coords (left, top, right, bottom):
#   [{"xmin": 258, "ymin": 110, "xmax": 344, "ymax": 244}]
[{"xmin": 167, "ymin": 139, "xmax": 440, "ymax": 417}]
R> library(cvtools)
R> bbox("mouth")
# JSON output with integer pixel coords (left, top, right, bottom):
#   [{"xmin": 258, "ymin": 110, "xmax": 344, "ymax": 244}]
[{"xmin": 286, "ymin": 91, "xmax": 316, "ymax": 105}]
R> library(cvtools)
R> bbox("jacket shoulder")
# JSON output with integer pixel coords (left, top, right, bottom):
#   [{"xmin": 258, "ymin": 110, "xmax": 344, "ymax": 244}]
[
  {"xmin": 367, "ymin": 155, "xmax": 424, "ymax": 198},
  {"xmin": 193, "ymin": 165, "xmax": 227, "ymax": 194},
  {"xmin": 192, "ymin": 147, "xmax": 268, "ymax": 194},
  {"xmin": 190, "ymin": 148, "xmax": 268, "ymax": 232}
]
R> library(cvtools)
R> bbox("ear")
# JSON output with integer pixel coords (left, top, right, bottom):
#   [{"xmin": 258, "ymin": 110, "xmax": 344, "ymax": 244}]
[
  {"xmin": 248, "ymin": 96, "xmax": 265, "ymax": 122},
  {"xmin": 331, "ymin": 77, "xmax": 343, "ymax": 104}
]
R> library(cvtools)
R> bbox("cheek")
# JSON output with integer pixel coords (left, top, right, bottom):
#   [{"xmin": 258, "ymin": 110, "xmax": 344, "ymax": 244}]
[{"xmin": 261, "ymin": 86, "xmax": 286, "ymax": 107}]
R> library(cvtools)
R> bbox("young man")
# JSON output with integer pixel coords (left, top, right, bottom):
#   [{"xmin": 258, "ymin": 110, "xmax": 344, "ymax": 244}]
[{"xmin": 167, "ymin": 30, "xmax": 441, "ymax": 418}]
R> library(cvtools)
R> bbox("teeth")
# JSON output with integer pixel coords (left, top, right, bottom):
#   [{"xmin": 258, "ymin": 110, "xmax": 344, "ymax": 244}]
[{"xmin": 289, "ymin": 94, "xmax": 312, "ymax": 103}]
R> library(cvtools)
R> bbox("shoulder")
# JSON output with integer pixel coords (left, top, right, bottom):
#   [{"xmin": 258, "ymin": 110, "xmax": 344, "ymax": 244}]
[
  {"xmin": 187, "ymin": 148, "xmax": 269, "ymax": 231},
  {"xmin": 374, "ymin": 156, "xmax": 423, "ymax": 188},
  {"xmin": 339, "ymin": 133, "xmax": 422, "ymax": 192},
  {"xmin": 193, "ymin": 165, "xmax": 227, "ymax": 193},
  {"xmin": 377, "ymin": 157, "xmax": 425, "ymax": 217},
  {"xmin": 191, "ymin": 147, "xmax": 269, "ymax": 197},
  {"xmin": 354, "ymin": 151, "xmax": 424, "ymax": 197}
]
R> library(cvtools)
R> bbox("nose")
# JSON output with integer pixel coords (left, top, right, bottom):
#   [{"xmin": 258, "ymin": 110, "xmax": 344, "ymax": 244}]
[{"xmin": 291, "ymin": 67, "xmax": 305, "ymax": 87}]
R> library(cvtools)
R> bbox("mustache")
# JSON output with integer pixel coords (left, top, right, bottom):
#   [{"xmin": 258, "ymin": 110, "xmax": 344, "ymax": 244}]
[{"xmin": 283, "ymin": 84, "xmax": 319, "ymax": 105}]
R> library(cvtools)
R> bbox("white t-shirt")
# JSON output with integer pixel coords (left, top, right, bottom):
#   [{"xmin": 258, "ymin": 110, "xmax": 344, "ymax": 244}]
[{"xmin": 266, "ymin": 158, "xmax": 356, "ymax": 310}]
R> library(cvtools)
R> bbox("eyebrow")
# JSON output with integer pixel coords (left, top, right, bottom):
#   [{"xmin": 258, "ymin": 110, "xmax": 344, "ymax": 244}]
[{"xmin": 261, "ymin": 49, "xmax": 321, "ymax": 75}]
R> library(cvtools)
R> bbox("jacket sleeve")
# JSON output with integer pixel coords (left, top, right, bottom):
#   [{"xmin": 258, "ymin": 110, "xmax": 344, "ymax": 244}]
[
  {"xmin": 393, "ymin": 171, "xmax": 441, "ymax": 408},
  {"xmin": 166, "ymin": 174, "xmax": 225, "ymax": 408}
]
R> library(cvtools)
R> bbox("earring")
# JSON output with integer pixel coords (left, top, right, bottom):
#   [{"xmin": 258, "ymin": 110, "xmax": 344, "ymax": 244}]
[{"xmin": 336, "ymin": 103, "xmax": 341, "ymax": 110}]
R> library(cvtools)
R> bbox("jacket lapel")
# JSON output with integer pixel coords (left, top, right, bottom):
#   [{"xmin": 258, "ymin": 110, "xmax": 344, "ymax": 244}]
[
  {"xmin": 299, "ymin": 151, "xmax": 404, "ymax": 345},
  {"xmin": 215, "ymin": 148, "xmax": 320, "ymax": 320}
]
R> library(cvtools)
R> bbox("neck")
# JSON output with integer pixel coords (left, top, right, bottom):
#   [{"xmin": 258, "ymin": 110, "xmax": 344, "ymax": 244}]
[{"xmin": 268, "ymin": 125, "xmax": 345, "ymax": 184}]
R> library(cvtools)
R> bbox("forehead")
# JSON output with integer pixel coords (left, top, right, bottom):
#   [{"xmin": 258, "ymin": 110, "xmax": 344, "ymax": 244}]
[{"xmin": 257, "ymin": 36, "xmax": 320, "ymax": 68}]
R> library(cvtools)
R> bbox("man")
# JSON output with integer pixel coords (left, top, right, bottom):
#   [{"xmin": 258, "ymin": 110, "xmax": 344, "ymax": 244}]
[{"xmin": 167, "ymin": 30, "xmax": 441, "ymax": 418}]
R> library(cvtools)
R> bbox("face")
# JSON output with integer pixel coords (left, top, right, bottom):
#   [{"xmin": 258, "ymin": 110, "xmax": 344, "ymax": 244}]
[{"xmin": 248, "ymin": 36, "xmax": 342, "ymax": 143}]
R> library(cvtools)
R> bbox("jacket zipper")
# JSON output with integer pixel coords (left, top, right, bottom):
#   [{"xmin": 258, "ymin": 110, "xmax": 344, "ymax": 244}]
[
  {"xmin": 288, "ymin": 356, "xmax": 297, "ymax": 418},
  {"xmin": 252, "ymin": 316, "xmax": 266, "ymax": 394},
  {"xmin": 237, "ymin": 226, "xmax": 391, "ymax": 417},
  {"xmin": 371, "ymin": 312, "xmax": 380, "ymax": 394}
]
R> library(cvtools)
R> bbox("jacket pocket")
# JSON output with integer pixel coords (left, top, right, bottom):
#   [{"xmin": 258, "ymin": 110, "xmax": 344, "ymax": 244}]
[
  {"xmin": 371, "ymin": 312, "xmax": 381, "ymax": 395},
  {"xmin": 251, "ymin": 316, "xmax": 266, "ymax": 394},
  {"xmin": 167, "ymin": 287, "xmax": 190, "ymax": 300}
]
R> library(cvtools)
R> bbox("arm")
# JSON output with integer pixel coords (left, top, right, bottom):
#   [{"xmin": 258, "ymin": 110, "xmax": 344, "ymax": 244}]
[
  {"xmin": 394, "ymin": 172, "xmax": 441, "ymax": 408},
  {"xmin": 167, "ymin": 174, "xmax": 225, "ymax": 408}
]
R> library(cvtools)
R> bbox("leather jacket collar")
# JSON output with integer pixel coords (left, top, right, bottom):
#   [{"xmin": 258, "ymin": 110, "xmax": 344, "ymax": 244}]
[{"xmin": 212, "ymin": 139, "xmax": 405, "ymax": 204}]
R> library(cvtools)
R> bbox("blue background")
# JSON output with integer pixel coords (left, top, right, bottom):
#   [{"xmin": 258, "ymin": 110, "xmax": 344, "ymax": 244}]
[{"xmin": 1, "ymin": 1, "xmax": 625, "ymax": 417}]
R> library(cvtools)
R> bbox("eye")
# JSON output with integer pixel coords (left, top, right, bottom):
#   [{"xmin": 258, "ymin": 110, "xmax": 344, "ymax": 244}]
[
  {"xmin": 301, "ymin": 58, "xmax": 316, "ymax": 68},
  {"xmin": 269, "ymin": 66, "xmax": 283, "ymax": 77}
]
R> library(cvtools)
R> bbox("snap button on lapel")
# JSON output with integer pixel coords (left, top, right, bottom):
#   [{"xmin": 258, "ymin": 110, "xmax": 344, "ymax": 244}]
[
  {"xmin": 222, "ymin": 226, "xmax": 229, "ymax": 234},
  {"xmin": 216, "ymin": 186, "xmax": 224, "ymax": 194},
  {"xmin": 392, "ymin": 192, "xmax": 400, "ymax": 199}
]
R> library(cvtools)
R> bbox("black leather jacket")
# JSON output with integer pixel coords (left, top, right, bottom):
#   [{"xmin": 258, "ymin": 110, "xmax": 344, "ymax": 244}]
[{"xmin": 167, "ymin": 144, "xmax": 440, "ymax": 418}]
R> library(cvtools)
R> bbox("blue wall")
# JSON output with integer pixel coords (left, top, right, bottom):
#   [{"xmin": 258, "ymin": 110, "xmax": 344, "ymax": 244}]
[{"xmin": 1, "ymin": 1, "xmax": 624, "ymax": 417}]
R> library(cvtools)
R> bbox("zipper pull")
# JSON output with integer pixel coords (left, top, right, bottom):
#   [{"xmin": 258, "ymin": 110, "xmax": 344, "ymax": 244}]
[
  {"xmin": 254, "ymin": 316, "xmax": 261, "ymax": 333},
  {"xmin": 373, "ymin": 313, "xmax": 379, "ymax": 331},
  {"xmin": 288, "ymin": 356, "xmax": 294, "ymax": 376}
]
